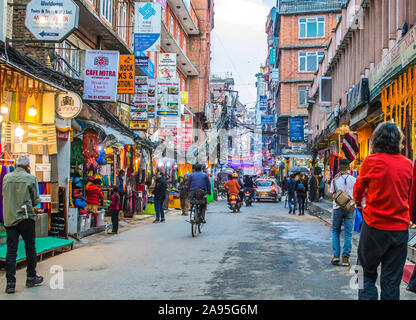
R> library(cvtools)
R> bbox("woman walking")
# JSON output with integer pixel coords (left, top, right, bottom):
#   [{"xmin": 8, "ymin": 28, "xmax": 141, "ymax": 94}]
[{"xmin": 353, "ymin": 122, "xmax": 413, "ymax": 300}]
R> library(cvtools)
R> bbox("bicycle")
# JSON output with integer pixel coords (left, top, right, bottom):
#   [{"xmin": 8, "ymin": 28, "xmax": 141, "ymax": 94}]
[
  {"xmin": 188, "ymin": 189, "xmax": 206, "ymax": 237},
  {"xmin": 284, "ymin": 191, "xmax": 288, "ymax": 208}
]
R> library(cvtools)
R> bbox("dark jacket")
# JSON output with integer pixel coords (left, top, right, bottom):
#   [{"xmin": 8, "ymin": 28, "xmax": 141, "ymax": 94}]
[
  {"xmin": 188, "ymin": 171, "xmax": 211, "ymax": 195},
  {"xmin": 296, "ymin": 178, "xmax": 308, "ymax": 194},
  {"xmin": 287, "ymin": 179, "xmax": 297, "ymax": 195},
  {"xmin": 153, "ymin": 177, "xmax": 167, "ymax": 201}
]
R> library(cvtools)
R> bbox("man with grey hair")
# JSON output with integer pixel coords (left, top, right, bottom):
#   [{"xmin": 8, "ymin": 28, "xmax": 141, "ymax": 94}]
[{"xmin": 3, "ymin": 155, "xmax": 43, "ymax": 294}]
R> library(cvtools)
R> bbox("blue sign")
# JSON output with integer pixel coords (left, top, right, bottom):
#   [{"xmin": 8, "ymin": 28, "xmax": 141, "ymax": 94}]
[
  {"xmin": 261, "ymin": 115, "xmax": 274, "ymax": 125},
  {"xmin": 135, "ymin": 53, "xmax": 155, "ymax": 79},
  {"xmin": 259, "ymin": 95, "xmax": 267, "ymax": 111},
  {"xmin": 134, "ymin": 2, "xmax": 161, "ymax": 53},
  {"xmin": 289, "ymin": 118, "xmax": 305, "ymax": 142}
]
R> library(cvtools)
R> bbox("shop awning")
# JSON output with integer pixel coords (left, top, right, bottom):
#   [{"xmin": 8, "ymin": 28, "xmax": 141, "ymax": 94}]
[{"xmin": 78, "ymin": 120, "xmax": 135, "ymax": 146}]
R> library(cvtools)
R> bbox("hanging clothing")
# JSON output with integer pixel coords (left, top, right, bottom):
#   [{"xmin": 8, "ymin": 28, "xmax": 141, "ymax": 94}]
[{"xmin": 342, "ymin": 133, "xmax": 359, "ymax": 162}]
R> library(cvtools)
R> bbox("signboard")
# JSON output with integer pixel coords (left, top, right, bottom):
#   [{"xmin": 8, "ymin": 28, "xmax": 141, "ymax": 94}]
[
  {"xmin": 134, "ymin": 2, "xmax": 161, "ymax": 54},
  {"xmin": 117, "ymin": 55, "xmax": 135, "ymax": 94},
  {"xmin": 259, "ymin": 95, "xmax": 267, "ymax": 111},
  {"xmin": 369, "ymin": 24, "xmax": 416, "ymax": 100},
  {"xmin": 272, "ymin": 69, "xmax": 279, "ymax": 82},
  {"xmin": 147, "ymin": 79, "xmax": 156, "ymax": 118},
  {"xmin": 261, "ymin": 115, "xmax": 274, "ymax": 125},
  {"xmin": 289, "ymin": 118, "xmax": 305, "ymax": 142},
  {"xmin": 36, "ymin": 163, "xmax": 51, "ymax": 172},
  {"xmin": 25, "ymin": 0, "xmax": 79, "ymax": 42},
  {"xmin": 83, "ymin": 50, "xmax": 120, "ymax": 102},
  {"xmin": 158, "ymin": 53, "xmax": 177, "ymax": 78},
  {"xmin": 181, "ymin": 114, "xmax": 193, "ymax": 151},
  {"xmin": 270, "ymin": 48, "xmax": 276, "ymax": 65},
  {"xmin": 132, "ymin": 76, "xmax": 148, "ymax": 121},
  {"xmin": 40, "ymin": 195, "xmax": 51, "ymax": 203},
  {"xmin": 130, "ymin": 120, "xmax": 147, "ymax": 130},
  {"xmin": 181, "ymin": 91, "xmax": 189, "ymax": 105},
  {"xmin": 135, "ymin": 56, "xmax": 148, "ymax": 68},
  {"xmin": 157, "ymin": 78, "xmax": 180, "ymax": 115},
  {"xmin": 55, "ymin": 91, "xmax": 83, "ymax": 119}
]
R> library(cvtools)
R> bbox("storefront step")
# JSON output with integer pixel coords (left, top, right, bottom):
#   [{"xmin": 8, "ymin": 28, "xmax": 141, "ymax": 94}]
[{"xmin": 77, "ymin": 225, "xmax": 106, "ymax": 239}]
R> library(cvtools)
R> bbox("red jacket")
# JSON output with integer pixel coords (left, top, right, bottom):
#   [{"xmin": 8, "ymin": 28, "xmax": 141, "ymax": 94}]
[
  {"xmin": 110, "ymin": 193, "xmax": 120, "ymax": 210},
  {"xmin": 353, "ymin": 153, "xmax": 412, "ymax": 231},
  {"xmin": 86, "ymin": 184, "xmax": 103, "ymax": 205}
]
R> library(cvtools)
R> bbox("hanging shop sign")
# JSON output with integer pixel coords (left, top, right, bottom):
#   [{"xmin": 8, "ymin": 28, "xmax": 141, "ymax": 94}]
[
  {"xmin": 270, "ymin": 48, "xmax": 276, "ymax": 66},
  {"xmin": 181, "ymin": 114, "xmax": 193, "ymax": 151},
  {"xmin": 157, "ymin": 78, "xmax": 180, "ymax": 116},
  {"xmin": 134, "ymin": 2, "xmax": 161, "ymax": 54},
  {"xmin": 55, "ymin": 91, "xmax": 83, "ymax": 119},
  {"xmin": 83, "ymin": 50, "xmax": 120, "ymax": 102},
  {"xmin": 180, "ymin": 91, "xmax": 189, "ymax": 105},
  {"xmin": 369, "ymin": 24, "xmax": 416, "ymax": 100},
  {"xmin": 25, "ymin": 0, "xmax": 79, "ymax": 42},
  {"xmin": 135, "ymin": 56, "xmax": 149, "ymax": 68},
  {"xmin": 132, "ymin": 76, "xmax": 148, "ymax": 120},
  {"xmin": 289, "ymin": 118, "xmax": 304, "ymax": 142},
  {"xmin": 147, "ymin": 79, "xmax": 156, "ymax": 118},
  {"xmin": 158, "ymin": 53, "xmax": 177, "ymax": 79},
  {"xmin": 259, "ymin": 95, "xmax": 267, "ymax": 111},
  {"xmin": 347, "ymin": 78, "xmax": 369, "ymax": 114},
  {"xmin": 130, "ymin": 120, "xmax": 148, "ymax": 130},
  {"xmin": 261, "ymin": 115, "xmax": 274, "ymax": 125},
  {"xmin": 272, "ymin": 69, "xmax": 279, "ymax": 82},
  {"xmin": 117, "ymin": 55, "xmax": 135, "ymax": 94},
  {"xmin": 327, "ymin": 106, "xmax": 340, "ymax": 134}
]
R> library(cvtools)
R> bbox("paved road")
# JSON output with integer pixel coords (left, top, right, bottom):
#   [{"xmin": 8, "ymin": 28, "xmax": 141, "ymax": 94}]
[{"xmin": 0, "ymin": 200, "xmax": 414, "ymax": 300}]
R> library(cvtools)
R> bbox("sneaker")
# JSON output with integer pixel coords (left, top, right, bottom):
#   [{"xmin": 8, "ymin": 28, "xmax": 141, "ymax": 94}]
[
  {"xmin": 153, "ymin": 220, "xmax": 160, "ymax": 223},
  {"xmin": 289, "ymin": 209, "xmax": 292, "ymax": 214},
  {"xmin": 160, "ymin": 220, "xmax": 166, "ymax": 223},
  {"xmin": 5, "ymin": 282, "xmax": 15, "ymax": 294},
  {"xmin": 331, "ymin": 256, "xmax": 340, "ymax": 265},
  {"xmin": 26, "ymin": 276, "xmax": 43, "ymax": 288},
  {"xmin": 341, "ymin": 256, "xmax": 350, "ymax": 267}
]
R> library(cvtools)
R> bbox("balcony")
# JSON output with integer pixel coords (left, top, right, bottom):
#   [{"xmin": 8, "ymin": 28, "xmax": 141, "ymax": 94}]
[
  {"xmin": 167, "ymin": 0, "xmax": 200, "ymax": 35},
  {"xmin": 75, "ymin": 0, "xmax": 132, "ymax": 54},
  {"xmin": 279, "ymin": 0, "xmax": 347, "ymax": 15},
  {"xmin": 161, "ymin": 21, "xmax": 198, "ymax": 76}
]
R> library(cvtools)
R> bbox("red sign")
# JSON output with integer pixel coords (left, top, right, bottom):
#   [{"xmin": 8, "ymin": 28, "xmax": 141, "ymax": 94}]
[{"xmin": 181, "ymin": 114, "xmax": 193, "ymax": 151}]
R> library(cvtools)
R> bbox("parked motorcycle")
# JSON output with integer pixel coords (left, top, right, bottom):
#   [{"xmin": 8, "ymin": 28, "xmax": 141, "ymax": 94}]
[
  {"xmin": 245, "ymin": 188, "xmax": 254, "ymax": 207},
  {"xmin": 228, "ymin": 193, "xmax": 242, "ymax": 213}
]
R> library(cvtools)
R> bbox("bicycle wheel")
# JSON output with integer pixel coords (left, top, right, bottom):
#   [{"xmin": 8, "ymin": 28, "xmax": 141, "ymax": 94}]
[{"xmin": 191, "ymin": 205, "xmax": 198, "ymax": 237}]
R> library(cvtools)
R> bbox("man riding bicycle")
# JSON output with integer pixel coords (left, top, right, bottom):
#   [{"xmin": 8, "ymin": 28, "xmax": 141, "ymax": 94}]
[
  {"xmin": 188, "ymin": 164, "xmax": 211, "ymax": 223},
  {"xmin": 224, "ymin": 173, "xmax": 242, "ymax": 203}
]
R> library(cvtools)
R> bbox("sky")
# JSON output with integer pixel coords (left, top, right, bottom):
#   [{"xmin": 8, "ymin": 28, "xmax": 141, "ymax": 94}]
[{"xmin": 211, "ymin": 0, "xmax": 276, "ymax": 107}]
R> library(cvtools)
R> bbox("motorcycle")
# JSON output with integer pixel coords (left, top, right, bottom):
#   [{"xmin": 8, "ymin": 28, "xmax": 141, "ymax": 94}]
[
  {"xmin": 244, "ymin": 188, "xmax": 254, "ymax": 207},
  {"xmin": 228, "ymin": 193, "xmax": 242, "ymax": 213}
]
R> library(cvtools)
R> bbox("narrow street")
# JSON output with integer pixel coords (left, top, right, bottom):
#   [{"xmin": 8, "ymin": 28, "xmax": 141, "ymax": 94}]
[{"xmin": 1, "ymin": 200, "xmax": 413, "ymax": 300}]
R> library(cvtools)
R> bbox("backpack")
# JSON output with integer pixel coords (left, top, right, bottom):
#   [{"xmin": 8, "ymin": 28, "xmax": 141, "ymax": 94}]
[
  {"xmin": 297, "ymin": 181, "xmax": 305, "ymax": 192},
  {"xmin": 333, "ymin": 175, "xmax": 355, "ymax": 212}
]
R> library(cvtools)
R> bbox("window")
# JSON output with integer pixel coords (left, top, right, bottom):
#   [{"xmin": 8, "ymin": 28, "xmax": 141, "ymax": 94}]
[
  {"xmin": 298, "ymin": 51, "xmax": 324, "ymax": 72},
  {"xmin": 57, "ymin": 41, "xmax": 81, "ymax": 79},
  {"xmin": 183, "ymin": 36, "xmax": 187, "ymax": 53},
  {"xmin": 169, "ymin": 14, "xmax": 174, "ymax": 34},
  {"xmin": 176, "ymin": 25, "xmax": 180, "ymax": 42},
  {"xmin": 298, "ymin": 86, "xmax": 308, "ymax": 106},
  {"xmin": 299, "ymin": 17, "xmax": 325, "ymax": 38},
  {"xmin": 101, "ymin": 0, "xmax": 113, "ymax": 24},
  {"xmin": 118, "ymin": 1, "xmax": 127, "ymax": 40}
]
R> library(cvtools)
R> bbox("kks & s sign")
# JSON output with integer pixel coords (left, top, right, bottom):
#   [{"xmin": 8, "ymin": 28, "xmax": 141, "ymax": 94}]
[{"xmin": 117, "ymin": 55, "xmax": 135, "ymax": 94}]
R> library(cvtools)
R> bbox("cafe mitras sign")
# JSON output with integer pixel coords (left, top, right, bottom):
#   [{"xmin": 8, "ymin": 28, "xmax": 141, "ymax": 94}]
[{"xmin": 55, "ymin": 91, "xmax": 83, "ymax": 119}]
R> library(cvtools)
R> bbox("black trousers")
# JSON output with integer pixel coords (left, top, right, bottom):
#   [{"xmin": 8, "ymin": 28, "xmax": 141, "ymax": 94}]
[
  {"xmin": 111, "ymin": 209, "xmax": 120, "ymax": 233},
  {"xmin": 5, "ymin": 219, "xmax": 37, "ymax": 283},
  {"xmin": 358, "ymin": 221, "xmax": 408, "ymax": 300},
  {"xmin": 297, "ymin": 194, "xmax": 306, "ymax": 214},
  {"xmin": 408, "ymin": 265, "xmax": 416, "ymax": 292}
]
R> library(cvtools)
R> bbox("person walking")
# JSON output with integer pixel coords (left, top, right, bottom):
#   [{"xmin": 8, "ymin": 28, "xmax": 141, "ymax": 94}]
[
  {"xmin": 163, "ymin": 176, "xmax": 171, "ymax": 211},
  {"xmin": 318, "ymin": 175, "xmax": 325, "ymax": 200},
  {"xmin": 287, "ymin": 174, "xmax": 297, "ymax": 214},
  {"xmin": 3, "ymin": 156, "xmax": 43, "ymax": 294},
  {"xmin": 295, "ymin": 174, "xmax": 308, "ymax": 215},
  {"xmin": 329, "ymin": 159, "xmax": 356, "ymax": 267},
  {"xmin": 109, "ymin": 187, "xmax": 120, "ymax": 234},
  {"xmin": 179, "ymin": 175, "xmax": 190, "ymax": 216},
  {"xmin": 353, "ymin": 122, "xmax": 412, "ymax": 300},
  {"xmin": 309, "ymin": 173, "xmax": 319, "ymax": 202},
  {"xmin": 152, "ymin": 171, "xmax": 167, "ymax": 223},
  {"xmin": 116, "ymin": 170, "xmax": 125, "ymax": 212}
]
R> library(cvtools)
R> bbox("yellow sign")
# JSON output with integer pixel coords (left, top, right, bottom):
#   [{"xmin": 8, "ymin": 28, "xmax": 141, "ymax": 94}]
[
  {"xmin": 117, "ymin": 55, "xmax": 135, "ymax": 94},
  {"xmin": 130, "ymin": 120, "xmax": 148, "ymax": 130},
  {"xmin": 180, "ymin": 91, "xmax": 189, "ymax": 105}
]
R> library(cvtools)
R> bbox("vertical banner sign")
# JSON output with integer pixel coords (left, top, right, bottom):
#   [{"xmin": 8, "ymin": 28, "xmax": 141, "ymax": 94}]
[
  {"xmin": 117, "ymin": 55, "xmax": 135, "ymax": 94},
  {"xmin": 181, "ymin": 114, "xmax": 193, "ymax": 151},
  {"xmin": 289, "ymin": 118, "xmax": 305, "ymax": 142},
  {"xmin": 259, "ymin": 95, "xmax": 267, "ymax": 111},
  {"xmin": 132, "ymin": 76, "xmax": 148, "ymax": 124},
  {"xmin": 158, "ymin": 53, "xmax": 177, "ymax": 78},
  {"xmin": 180, "ymin": 91, "xmax": 189, "ymax": 105},
  {"xmin": 134, "ymin": 2, "xmax": 161, "ymax": 54},
  {"xmin": 83, "ymin": 50, "xmax": 120, "ymax": 102},
  {"xmin": 157, "ymin": 78, "xmax": 180, "ymax": 116},
  {"xmin": 147, "ymin": 79, "xmax": 156, "ymax": 118},
  {"xmin": 270, "ymin": 48, "xmax": 276, "ymax": 65}
]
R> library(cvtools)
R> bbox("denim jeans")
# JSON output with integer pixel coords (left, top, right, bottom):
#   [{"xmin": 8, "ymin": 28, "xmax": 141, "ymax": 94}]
[
  {"xmin": 5, "ymin": 219, "xmax": 37, "ymax": 283},
  {"xmin": 332, "ymin": 208, "xmax": 354, "ymax": 257},
  {"xmin": 154, "ymin": 200, "xmax": 165, "ymax": 221},
  {"xmin": 358, "ymin": 221, "xmax": 408, "ymax": 300},
  {"xmin": 288, "ymin": 193, "xmax": 296, "ymax": 211},
  {"xmin": 297, "ymin": 193, "xmax": 306, "ymax": 214}
]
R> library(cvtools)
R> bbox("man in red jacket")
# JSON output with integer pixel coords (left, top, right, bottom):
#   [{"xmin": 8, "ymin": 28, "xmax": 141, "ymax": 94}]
[
  {"xmin": 353, "ymin": 122, "xmax": 412, "ymax": 300},
  {"xmin": 86, "ymin": 178, "xmax": 104, "ymax": 213}
]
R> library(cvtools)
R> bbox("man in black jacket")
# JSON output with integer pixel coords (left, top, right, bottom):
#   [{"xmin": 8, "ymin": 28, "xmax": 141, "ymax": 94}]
[{"xmin": 152, "ymin": 171, "xmax": 167, "ymax": 223}]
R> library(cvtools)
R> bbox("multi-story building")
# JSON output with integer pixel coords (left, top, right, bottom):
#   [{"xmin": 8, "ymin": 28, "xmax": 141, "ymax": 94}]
[
  {"xmin": 273, "ymin": 0, "xmax": 346, "ymax": 155},
  {"xmin": 308, "ymin": 0, "xmax": 416, "ymax": 178}
]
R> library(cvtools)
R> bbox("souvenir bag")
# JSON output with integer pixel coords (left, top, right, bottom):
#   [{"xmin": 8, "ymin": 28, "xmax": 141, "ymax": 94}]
[{"xmin": 333, "ymin": 175, "xmax": 355, "ymax": 212}]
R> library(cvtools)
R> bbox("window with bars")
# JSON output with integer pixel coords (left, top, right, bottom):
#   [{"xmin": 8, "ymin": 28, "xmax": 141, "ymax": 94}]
[
  {"xmin": 299, "ymin": 17, "xmax": 325, "ymax": 38},
  {"xmin": 118, "ymin": 1, "xmax": 127, "ymax": 41},
  {"xmin": 101, "ymin": 0, "xmax": 113, "ymax": 24},
  {"xmin": 56, "ymin": 41, "xmax": 81, "ymax": 79},
  {"xmin": 298, "ymin": 51, "xmax": 324, "ymax": 72}
]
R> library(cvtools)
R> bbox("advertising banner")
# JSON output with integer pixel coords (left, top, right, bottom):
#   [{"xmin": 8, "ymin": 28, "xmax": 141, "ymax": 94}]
[
  {"xmin": 158, "ymin": 53, "xmax": 177, "ymax": 78},
  {"xmin": 259, "ymin": 95, "xmax": 267, "ymax": 111},
  {"xmin": 261, "ymin": 115, "xmax": 274, "ymax": 125},
  {"xmin": 134, "ymin": 2, "xmax": 161, "ymax": 54},
  {"xmin": 180, "ymin": 91, "xmax": 189, "ymax": 105},
  {"xmin": 130, "ymin": 120, "xmax": 148, "ymax": 130},
  {"xmin": 147, "ymin": 79, "xmax": 156, "ymax": 118},
  {"xmin": 117, "ymin": 55, "xmax": 135, "ymax": 94},
  {"xmin": 132, "ymin": 76, "xmax": 148, "ymax": 120},
  {"xmin": 181, "ymin": 114, "xmax": 193, "ymax": 151},
  {"xmin": 270, "ymin": 48, "xmax": 276, "ymax": 65},
  {"xmin": 289, "ymin": 118, "xmax": 305, "ymax": 142},
  {"xmin": 157, "ymin": 78, "xmax": 180, "ymax": 116},
  {"xmin": 55, "ymin": 91, "xmax": 83, "ymax": 119},
  {"xmin": 83, "ymin": 50, "xmax": 119, "ymax": 102}
]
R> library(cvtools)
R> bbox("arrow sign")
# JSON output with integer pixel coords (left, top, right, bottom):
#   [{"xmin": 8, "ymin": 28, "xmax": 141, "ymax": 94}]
[{"xmin": 39, "ymin": 31, "xmax": 59, "ymax": 37}]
